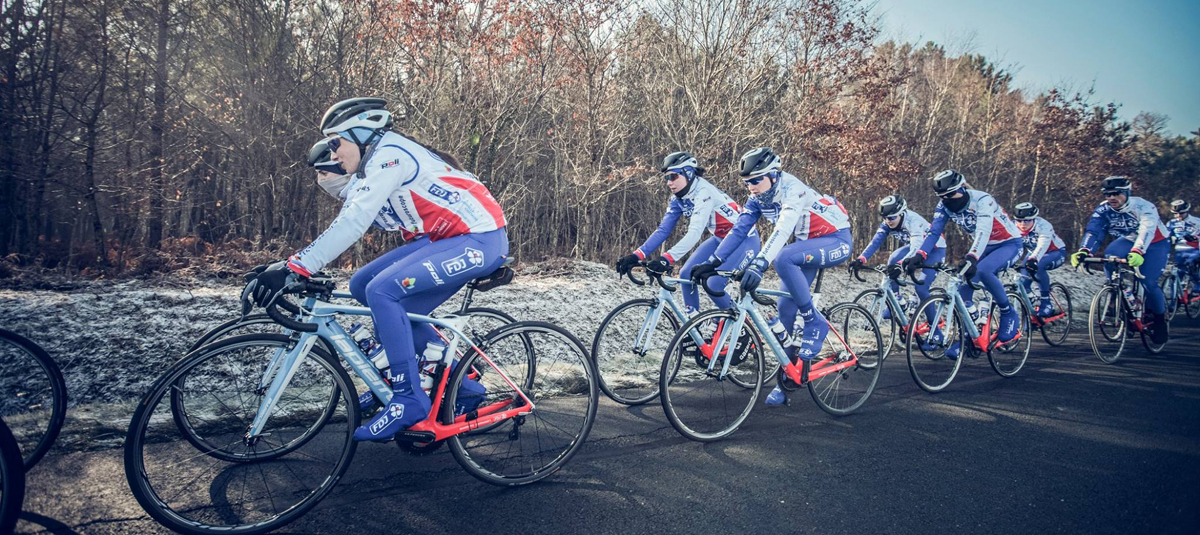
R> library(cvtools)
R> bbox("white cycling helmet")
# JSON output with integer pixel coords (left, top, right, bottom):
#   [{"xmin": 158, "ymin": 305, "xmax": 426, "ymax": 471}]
[
  {"xmin": 739, "ymin": 147, "xmax": 782, "ymax": 178},
  {"xmin": 320, "ymin": 97, "xmax": 393, "ymax": 148}
]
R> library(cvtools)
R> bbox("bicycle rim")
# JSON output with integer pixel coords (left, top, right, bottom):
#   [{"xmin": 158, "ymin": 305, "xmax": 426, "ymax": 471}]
[
  {"xmin": 1089, "ymin": 287, "xmax": 1127, "ymax": 364},
  {"xmin": 987, "ymin": 293, "xmax": 1031, "ymax": 377},
  {"xmin": 125, "ymin": 334, "xmax": 358, "ymax": 535},
  {"xmin": 591, "ymin": 299, "xmax": 679, "ymax": 405},
  {"xmin": 447, "ymin": 321, "xmax": 597, "ymax": 486},
  {"xmin": 807, "ymin": 303, "xmax": 883, "ymax": 416},
  {"xmin": 659, "ymin": 309, "xmax": 763, "ymax": 442},
  {"xmin": 852, "ymin": 289, "xmax": 897, "ymax": 362},
  {"xmin": 1038, "ymin": 283, "xmax": 1073, "ymax": 347},
  {"xmin": 0, "ymin": 328, "xmax": 67, "ymax": 470},
  {"xmin": 905, "ymin": 296, "xmax": 964, "ymax": 393}
]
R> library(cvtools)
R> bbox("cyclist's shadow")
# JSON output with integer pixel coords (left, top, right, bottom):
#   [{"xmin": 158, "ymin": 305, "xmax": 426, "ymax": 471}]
[{"xmin": 18, "ymin": 511, "xmax": 84, "ymax": 535}]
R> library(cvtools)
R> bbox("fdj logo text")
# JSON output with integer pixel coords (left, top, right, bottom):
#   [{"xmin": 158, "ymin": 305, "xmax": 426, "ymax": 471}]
[
  {"xmin": 428, "ymin": 184, "xmax": 462, "ymax": 205},
  {"xmin": 441, "ymin": 248, "xmax": 485, "ymax": 276}
]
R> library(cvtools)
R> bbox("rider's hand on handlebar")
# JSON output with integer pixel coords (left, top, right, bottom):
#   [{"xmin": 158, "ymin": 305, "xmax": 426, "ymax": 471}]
[
  {"xmin": 615, "ymin": 254, "xmax": 639, "ymax": 276},
  {"xmin": 247, "ymin": 261, "xmax": 302, "ymax": 308},
  {"xmin": 645, "ymin": 256, "xmax": 672, "ymax": 274},
  {"xmin": 1127, "ymin": 250, "xmax": 1145, "ymax": 268},
  {"xmin": 849, "ymin": 257, "xmax": 866, "ymax": 273},
  {"xmin": 886, "ymin": 262, "xmax": 904, "ymax": 280},
  {"xmin": 1024, "ymin": 258, "xmax": 1039, "ymax": 274},
  {"xmin": 740, "ymin": 258, "xmax": 768, "ymax": 294},
  {"xmin": 958, "ymin": 255, "xmax": 978, "ymax": 280},
  {"xmin": 901, "ymin": 253, "xmax": 924, "ymax": 274},
  {"xmin": 1070, "ymin": 249, "xmax": 1089, "ymax": 268},
  {"xmin": 690, "ymin": 259, "xmax": 720, "ymax": 286}
]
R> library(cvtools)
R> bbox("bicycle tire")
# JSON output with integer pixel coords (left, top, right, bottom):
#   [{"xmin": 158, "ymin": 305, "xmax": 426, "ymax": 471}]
[
  {"xmin": 0, "ymin": 418, "xmax": 25, "ymax": 535},
  {"xmin": 0, "ymin": 328, "xmax": 67, "ymax": 470},
  {"xmin": 659, "ymin": 309, "xmax": 764, "ymax": 442},
  {"xmin": 1038, "ymin": 283, "xmax": 1073, "ymax": 347},
  {"xmin": 905, "ymin": 295, "xmax": 964, "ymax": 393},
  {"xmin": 1186, "ymin": 279, "xmax": 1200, "ymax": 320},
  {"xmin": 852, "ymin": 289, "xmax": 898, "ymax": 362},
  {"xmin": 987, "ymin": 292, "xmax": 1031, "ymax": 377},
  {"xmin": 1160, "ymin": 274, "xmax": 1179, "ymax": 322},
  {"xmin": 125, "ymin": 334, "xmax": 359, "ymax": 535},
  {"xmin": 446, "ymin": 321, "xmax": 597, "ymax": 486},
  {"xmin": 190, "ymin": 314, "xmax": 338, "ymax": 356},
  {"xmin": 591, "ymin": 298, "xmax": 680, "ymax": 405},
  {"xmin": 807, "ymin": 303, "xmax": 883, "ymax": 416},
  {"xmin": 1088, "ymin": 286, "xmax": 1127, "ymax": 364}
]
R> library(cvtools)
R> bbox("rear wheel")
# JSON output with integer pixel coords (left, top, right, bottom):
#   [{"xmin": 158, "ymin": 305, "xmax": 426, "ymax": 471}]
[
  {"xmin": 807, "ymin": 303, "xmax": 883, "ymax": 416},
  {"xmin": 0, "ymin": 328, "xmax": 67, "ymax": 470},
  {"xmin": 1185, "ymin": 278, "xmax": 1200, "ymax": 320},
  {"xmin": 446, "ymin": 321, "xmax": 597, "ymax": 486},
  {"xmin": 1088, "ymin": 286, "xmax": 1127, "ymax": 364},
  {"xmin": 852, "ymin": 289, "xmax": 898, "ymax": 361},
  {"xmin": 1160, "ymin": 273, "xmax": 1179, "ymax": 322},
  {"xmin": 1038, "ymin": 283, "xmax": 1073, "ymax": 346},
  {"xmin": 987, "ymin": 293, "xmax": 1032, "ymax": 377}
]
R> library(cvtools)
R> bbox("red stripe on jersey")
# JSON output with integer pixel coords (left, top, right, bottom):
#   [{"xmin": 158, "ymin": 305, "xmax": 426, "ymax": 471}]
[
  {"xmin": 1047, "ymin": 242, "xmax": 1061, "ymax": 253},
  {"xmin": 808, "ymin": 214, "xmax": 838, "ymax": 238},
  {"xmin": 411, "ymin": 192, "xmax": 472, "ymax": 241},
  {"xmin": 989, "ymin": 219, "xmax": 1015, "ymax": 242},
  {"xmin": 439, "ymin": 176, "xmax": 507, "ymax": 229},
  {"xmin": 714, "ymin": 202, "xmax": 738, "ymax": 238},
  {"xmin": 1151, "ymin": 228, "xmax": 1167, "ymax": 244}
]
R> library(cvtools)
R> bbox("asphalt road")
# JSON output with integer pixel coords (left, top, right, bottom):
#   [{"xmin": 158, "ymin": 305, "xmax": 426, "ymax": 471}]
[{"xmin": 13, "ymin": 323, "xmax": 1200, "ymax": 535}]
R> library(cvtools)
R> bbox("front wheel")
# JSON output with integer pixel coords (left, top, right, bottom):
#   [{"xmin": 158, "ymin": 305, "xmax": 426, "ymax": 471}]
[
  {"xmin": 1088, "ymin": 286, "xmax": 1127, "ymax": 364},
  {"xmin": 446, "ymin": 321, "xmax": 597, "ymax": 486},
  {"xmin": 1160, "ymin": 274, "xmax": 1179, "ymax": 322},
  {"xmin": 125, "ymin": 334, "xmax": 359, "ymax": 535},
  {"xmin": 1037, "ymin": 283, "xmax": 1073, "ymax": 346},
  {"xmin": 591, "ymin": 298, "xmax": 681, "ymax": 405},
  {"xmin": 807, "ymin": 303, "xmax": 883, "ymax": 416},
  {"xmin": 852, "ymin": 289, "xmax": 898, "ymax": 361},
  {"xmin": 659, "ymin": 309, "xmax": 764, "ymax": 442},
  {"xmin": 905, "ymin": 295, "xmax": 964, "ymax": 393},
  {"xmin": 0, "ymin": 328, "xmax": 68, "ymax": 470}
]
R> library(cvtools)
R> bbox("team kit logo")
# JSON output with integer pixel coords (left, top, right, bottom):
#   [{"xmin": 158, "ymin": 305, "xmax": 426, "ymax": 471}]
[
  {"xmin": 428, "ymin": 183, "xmax": 462, "ymax": 204},
  {"xmin": 442, "ymin": 248, "xmax": 485, "ymax": 276}
]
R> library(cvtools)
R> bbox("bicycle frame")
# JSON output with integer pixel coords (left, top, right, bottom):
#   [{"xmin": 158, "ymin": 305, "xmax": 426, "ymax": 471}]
[
  {"xmin": 1095, "ymin": 259, "xmax": 1148, "ymax": 329},
  {"xmin": 1010, "ymin": 271, "xmax": 1068, "ymax": 327},
  {"xmin": 246, "ymin": 300, "xmax": 534, "ymax": 442},
  {"xmin": 633, "ymin": 277, "xmax": 704, "ymax": 351},
  {"xmin": 921, "ymin": 274, "xmax": 995, "ymax": 351},
  {"xmin": 702, "ymin": 287, "xmax": 859, "ymax": 386}
]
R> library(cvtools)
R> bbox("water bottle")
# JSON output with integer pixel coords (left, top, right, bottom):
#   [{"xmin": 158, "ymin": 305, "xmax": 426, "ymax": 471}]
[
  {"xmin": 349, "ymin": 324, "xmax": 389, "ymax": 371},
  {"xmin": 766, "ymin": 315, "xmax": 791, "ymax": 347},
  {"xmin": 1127, "ymin": 288, "xmax": 1143, "ymax": 318},
  {"xmin": 419, "ymin": 342, "xmax": 449, "ymax": 391}
]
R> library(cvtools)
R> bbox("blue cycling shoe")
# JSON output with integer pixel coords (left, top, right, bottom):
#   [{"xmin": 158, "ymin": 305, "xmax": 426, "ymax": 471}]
[
  {"xmin": 358, "ymin": 391, "xmax": 379, "ymax": 413},
  {"xmin": 944, "ymin": 341, "xmax": 962, "ymax": 360},
  {"xmin": 795, "ymin": 308, "xmax": 830, "ymax": 361},
  {"xmin": 998, "ymin": 305, "xmax": 1020, "ymax": 343},
  {"xmin": 353, "ymin": 388, "xmax": 430, "ymax": 442},
  {"xmin": 919, "ymin": 328, "xmax": 944, "ymax": 352},
  {"xmin": 1036, "ymin": 298, "xmax": 1057, "ymax": 318},
  {"xmin": 765, "ymin": 386, "xmax": 787, "ymax": 406},
  {"xmin": 881, "ymin": 306, "xmax": 893, "ymax": 320}
]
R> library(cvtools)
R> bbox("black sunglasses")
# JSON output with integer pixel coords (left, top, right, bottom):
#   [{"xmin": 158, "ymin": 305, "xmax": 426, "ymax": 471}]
[
  {"xmin": 327, "ymin": 137, "xmax": 342, "ymax": 151},
  {"xmin": 743, "ymin": 176, "xmax": 767, "ymax": 186},
  {"xmin": 1103, "ymin": 191, "xmax": 1125, "ymax": 198}
]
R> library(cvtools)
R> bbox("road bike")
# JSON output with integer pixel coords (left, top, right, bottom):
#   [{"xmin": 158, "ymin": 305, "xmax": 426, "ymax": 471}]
[
  {"xmin": 125, "ymin": 275, "xmax": 598, "ymax": 535},
  {"xmin": 1159, "ymin": 258, "xmax": 1200, "ymax": 322},
  {"xmin": 1006, "ymin": 269, "xmax": 1073, "ymax": 346},
  {"xmin": 904, "ymin": 264, "xmax": 1032, "ymax": 393},
  {"xmin": 850, "ymin": 264, "xmax": 948, "ymax": 361},
  {"xmin": 657, "ymin": 268, "xmax": 883, "ymax": 442},
  {"xmin": 1082, "ymin": 257, "xmax": 1167, "ymax": 363}
]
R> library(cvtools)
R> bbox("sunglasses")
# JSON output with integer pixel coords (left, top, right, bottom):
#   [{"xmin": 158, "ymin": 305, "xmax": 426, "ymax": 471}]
[
  {"xmin": 743, "ymin": 176, "xmax": 767, "ymax": 186},
  {"xmin": 663, "ymin": 173, "xmax": 683, "ymax": 182},
  {"xmin": 1103, "ymin": 191, "xmax": 1125, "ymax": 198},
  {"xmin": 884, "ymin": 214, "xmax": 901, "ymax": 221}
]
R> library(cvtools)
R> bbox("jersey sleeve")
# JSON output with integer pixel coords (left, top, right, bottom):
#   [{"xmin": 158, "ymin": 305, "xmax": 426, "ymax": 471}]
[
  {"xmin": 1131, "ymin": 200, "xmax": 1160, "ymax": 252},
  {"xmin": 635, "ymin": 199, "xmax": 682, "ymax": 260},
  {"xmin": 859, "ymin": 222, "xmax": 889, "ymax": 260},
  {"xmin": 918, "ymin": 205, "xmax": 948, "ymax": 256},
  {"xmin": 713, "ymin": 200, "xmax": 760, "ymax": 262},
  {"xmin": 665, "ymin": 193, "xmax": 715, "ymax": 263},
  {"xmin": 291, "ymin": 146, "xmax": 415, "ymax": 273},
  {"xmin": 1081, "ymin": 204, "xmax": 1109, "ymax": 252},
  {"xmin": 1029, "ymin": 219, "xmax": 1053, "ymax": 260}
]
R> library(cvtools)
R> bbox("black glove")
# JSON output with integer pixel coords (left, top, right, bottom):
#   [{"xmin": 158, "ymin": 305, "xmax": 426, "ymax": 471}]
[
  {"xmin": 740, "ymin": 258, "xmax": 768, "ymax": 294},
  {"xmin": 645, "ymin": 256, "xmax": 672, "ymax": 274},
  {"xmin": 246, "ymin": 261, "xmax": 298, "ymax": 308},
  {"xmin": 244, "ymin": 263, "xmax": 271, "ymax": 283},
  {"xmin": 1024, "ymin": 258, "xmax": 1039, "ymax": 273},
  {"xmin": 886, "ymin": 262, "xmax": 904, "ymax": 280},
  {"xmin": 959, "ymin": 256, "xmax": 978, "ymax": 280},
  {"xmin": 901, "ymin": 254, "xmax": 925, "ymax": 274},
  {"xmin": 690, "ymin": 259, "xmax": 721, "ymax": 287},
  {"xmin": 615, "ymin": 254, "xmax": 640, "ymax": 275},
  {"xmin": 848, "ymin": 257, "xmax": 866, "ymax": 273}
]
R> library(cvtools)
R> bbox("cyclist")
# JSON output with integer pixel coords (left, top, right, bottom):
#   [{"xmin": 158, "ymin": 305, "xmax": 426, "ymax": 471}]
[
  {"xmin": 248, "ymin": 97, "xmax": 509, "ymax": 441},
  {"xmin": 692, "ymin": 147, "xmax": 852, "ymax": 405},
  {"xmin": 848, "ymin": 194, "xmax": 947, "ymax": 319},
  {"xmin": 614, "ymin": 152, "xmax": 761, "ymax": 314},
  {"xmin": 1166, "ymin": 199, "xmax": 1200, "ymax": 291},
  {"xmin": 1012, "ymin": 202, "xmax": 1066, "ymax": 317},
  {"xmin": 902, "ymin": 170, "xmax": 1023, "ymax": 356},
  {"xmin": 307, "ymin": 137, "xmax": 349, "ymax": 197},
  {"xmin": 1069, "ymin": 176, "xmax": 1169, "ymax": 344}
]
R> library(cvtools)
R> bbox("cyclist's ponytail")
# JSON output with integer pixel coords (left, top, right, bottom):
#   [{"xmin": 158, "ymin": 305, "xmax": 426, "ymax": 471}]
[{"xmin": 396, "ymin": 130, "xmax": 465, "ymax": 171}]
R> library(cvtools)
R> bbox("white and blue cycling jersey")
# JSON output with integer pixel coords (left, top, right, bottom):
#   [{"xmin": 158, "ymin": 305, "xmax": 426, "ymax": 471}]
[
  {"xmin": 714, "ymin": 172, "xmax": 850, "ymax": 264},
  {"xmin": 1020, "ymin": 216, "xmax": 1065, "ymax": 261},
  {"xmin": 1081, "ymin": 196, "xmax": 1168, "ymax": 253},
  {"xmin": 1167, "ymin": 215, "xmax": 1200, "ymax": 250},
  {"xmin": 919, "ymin": 189, "xmax": 1021, "ymax": 257},
  {"xmin": 859, "ymin": 209, "xmax": 945, "ymax": 261},
  {"xmin": 634, "ymin": 177, "xmax": 745, "ymax": 263}
]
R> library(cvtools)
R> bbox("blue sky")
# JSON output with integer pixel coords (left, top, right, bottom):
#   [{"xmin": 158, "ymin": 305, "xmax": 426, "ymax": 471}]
[{"xmin": 872, "ymin": 0, "xmax": 1200, "ymax": 136}]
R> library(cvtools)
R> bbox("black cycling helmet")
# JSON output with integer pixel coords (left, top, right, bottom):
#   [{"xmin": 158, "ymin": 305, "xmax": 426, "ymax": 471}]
[
  {"xmin": 308, "ymin": 138, "xmax": 346, "ymax": 175},
  {"xmin": 1100, "ymin": 175, "xmax": 1132, "ymax": 194},
  {"xmin": 931, "ymin": 169, "xmax": 966, "ymax": 196},
  {"xmin": 1013, "ymin": 202, "xmax": 1039, "ymax": 221},
  {"xmin": 1172, "ymin": 199, "xmax": 1191, "ymax": 214},
  {"xmin": 739, "ymin": 147, "xmax": 781, "ymax": 178},
  {"xmin": 319, "ymin": 97, "xmax": 393, "ymax": 149},
  {"xmin": 879, "ymin": 195, "xmax": 907, "ymax": 218},
  {"xmin": 661, "ymin": 151, "xmax": 698, "ymax": 173}
]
